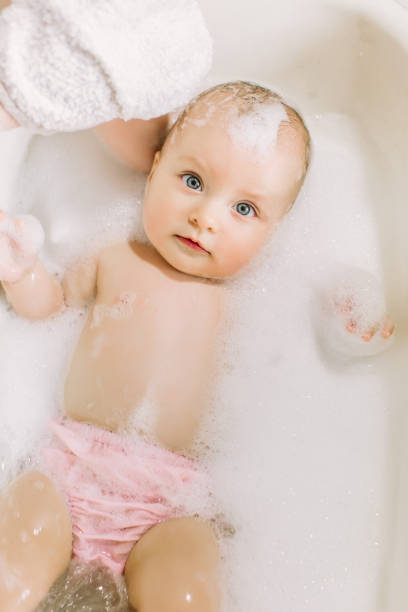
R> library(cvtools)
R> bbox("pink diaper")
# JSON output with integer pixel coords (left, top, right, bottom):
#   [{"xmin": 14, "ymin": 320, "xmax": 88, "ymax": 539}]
[{"xmin": 42, "ymin": 419, "xmax": 208, "ymax": 574}]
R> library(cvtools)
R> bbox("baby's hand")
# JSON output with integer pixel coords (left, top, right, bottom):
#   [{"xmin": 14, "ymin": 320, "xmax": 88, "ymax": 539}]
[
  {"xmin": 0, "ymin": 211, "xmax": 44, "ymax": 283},
  {"xmin": 336, "ymin": 295, "xmax": 395, "ymax": 342},
  {"xmin": 315, "ymin": 267, "xmax": 394, "ymax": 359}
]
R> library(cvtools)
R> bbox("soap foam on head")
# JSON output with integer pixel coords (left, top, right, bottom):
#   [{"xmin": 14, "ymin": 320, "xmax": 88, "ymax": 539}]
[
  {"xmin": 171, "ymin": 81, "xmax": 290, "ymax": 159},
  {"xmin": 227, "ymin": 102, "xmax": 288, "ymax": 160}
]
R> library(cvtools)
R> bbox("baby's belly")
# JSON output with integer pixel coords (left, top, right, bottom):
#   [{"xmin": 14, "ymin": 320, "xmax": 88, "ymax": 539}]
[{"xmin": 64, "ymin": 319, "xmax": 154, "ymax": 431}]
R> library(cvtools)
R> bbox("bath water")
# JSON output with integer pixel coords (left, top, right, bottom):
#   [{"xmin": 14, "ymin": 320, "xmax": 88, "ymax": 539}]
[{"xmin": 0, "ymin": 108, "xmax": 391, "ymax": 611}]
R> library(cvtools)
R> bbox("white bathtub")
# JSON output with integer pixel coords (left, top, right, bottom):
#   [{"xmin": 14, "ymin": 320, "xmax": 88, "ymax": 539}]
[{"xmin": 1, "ymin": 0, "xmax": 408, "ymax": 610}]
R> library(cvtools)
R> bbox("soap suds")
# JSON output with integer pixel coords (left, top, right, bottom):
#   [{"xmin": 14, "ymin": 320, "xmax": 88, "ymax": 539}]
[
  {"xmin": 91, "ymin": 292, "xmax": 137, "ymax": 329},
  {"xmin": 228, "ymin": 102, "xmax": 288, "ymax": 160}
]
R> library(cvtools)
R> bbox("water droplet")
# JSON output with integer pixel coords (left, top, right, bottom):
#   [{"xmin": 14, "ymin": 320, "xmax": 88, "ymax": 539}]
[
  {"xmin": 20, "ymin": 531, "xmax": 29, "ymax": 543},
  {"xmin": 21, "ymin": 588, "xmax": 30, "ymax": 601}
]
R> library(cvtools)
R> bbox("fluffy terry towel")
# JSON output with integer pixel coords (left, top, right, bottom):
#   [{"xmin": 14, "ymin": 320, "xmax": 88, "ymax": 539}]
[{"xmin": 0, "ymin": 0, "xmax": 212, "ymax": 133}]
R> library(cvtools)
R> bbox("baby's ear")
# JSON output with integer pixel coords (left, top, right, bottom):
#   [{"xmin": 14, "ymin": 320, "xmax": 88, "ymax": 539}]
[{"xmin": 147, "ymin": 150, "xmax": 161, "ymax": 182}]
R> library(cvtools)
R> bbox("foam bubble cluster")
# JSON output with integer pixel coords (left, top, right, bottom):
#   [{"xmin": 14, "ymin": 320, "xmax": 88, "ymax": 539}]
[{"xmin": 228, "ymin": 102, "xmax": 288, "ymax": 160}]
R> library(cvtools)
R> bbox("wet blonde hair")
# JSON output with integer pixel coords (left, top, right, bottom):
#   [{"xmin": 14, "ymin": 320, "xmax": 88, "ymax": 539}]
[{"xmin": 169, "ymin": 80, "xmax": 311, "ymax": 179}]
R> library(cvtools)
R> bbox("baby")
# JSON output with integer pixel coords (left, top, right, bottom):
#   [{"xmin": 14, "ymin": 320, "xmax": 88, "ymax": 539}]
[{"xmin": 0, "ymin": 80, "xmax": 311, "ymax": 611}]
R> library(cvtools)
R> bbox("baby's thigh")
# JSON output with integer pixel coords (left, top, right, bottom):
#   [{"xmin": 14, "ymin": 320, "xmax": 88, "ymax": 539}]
[
  {"xmin": 125, "ymin": 516, "xmax": 221, "ymax": 611},
  {"xmin": 0, "ymin": 470, "xmax": 72, "ymax": 612}
]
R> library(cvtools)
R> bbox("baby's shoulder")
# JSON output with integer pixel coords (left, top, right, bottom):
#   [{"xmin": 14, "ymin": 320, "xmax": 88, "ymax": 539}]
[
  {"xmin": 96, "ymin": 240, "xmax": 145, "ymax": 278},
  {"xmin": 97, "ymin": 240, "xmax": 136, "ymax": 266}
]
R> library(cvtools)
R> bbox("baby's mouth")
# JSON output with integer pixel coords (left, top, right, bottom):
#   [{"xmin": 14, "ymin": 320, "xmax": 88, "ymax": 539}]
[{"xmin": 175, "ymin": 235, "xmax": 210, "ymax": 254}]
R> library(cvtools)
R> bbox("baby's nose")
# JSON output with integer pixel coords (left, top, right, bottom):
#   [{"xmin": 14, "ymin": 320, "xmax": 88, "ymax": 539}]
[{"xmin": 189, "ymin": 205, "xmax": 218, "ymax": 232}]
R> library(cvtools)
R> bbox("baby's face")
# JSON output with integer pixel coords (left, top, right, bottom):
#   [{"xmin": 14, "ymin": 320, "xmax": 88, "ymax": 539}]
[{"xmin": 142, "ymin": 116, "xmax": 305, "ymax": 279}]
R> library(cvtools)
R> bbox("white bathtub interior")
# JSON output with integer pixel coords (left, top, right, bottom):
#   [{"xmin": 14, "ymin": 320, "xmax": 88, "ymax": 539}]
[{"xmin": 1, "ymin": 0, "xmax": 408, "ymax": 610}]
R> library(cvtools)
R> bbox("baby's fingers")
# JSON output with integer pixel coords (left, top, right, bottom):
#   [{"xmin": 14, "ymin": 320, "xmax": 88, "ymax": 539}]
[
  {"xmin": 13, "ymin": 215, "xmax": 44, "ymax": 256},
  {"xmin": 0, "ymin": 212, "xmax": 44, "ymax": 283},
  {"xmin": 346, "ymin": 317, "xmax": 379, "ymax": 342},
  {"xmin": 361, "ymin": 327, "xmax": 378, "ymax": 342},
  {"xmin": 381, "ymin": 315, "xmax": 395, "ymax": 339},
  {"xmin": 0, "ymin": 210, "xmax": 15, "ymax": 235},
  {"xmin": 346, "ymin": 319, "xmax": 357, "ymax": 333},
  {"xmin": 359, "ymin": 316, "xmax": 394, "ymax": 342}
]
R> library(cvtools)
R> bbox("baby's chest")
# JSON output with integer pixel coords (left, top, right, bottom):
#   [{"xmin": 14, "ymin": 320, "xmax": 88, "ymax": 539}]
[{"xmin": 92, "ymin": 264, "xmax": 203, "ymax": 357}]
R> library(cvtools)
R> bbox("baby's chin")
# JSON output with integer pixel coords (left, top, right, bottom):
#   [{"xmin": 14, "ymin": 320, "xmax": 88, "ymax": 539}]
[
  {"xmin": 145, "ymin": 232, "xmax": 248, "ymax": 280},
  {"xmin": 165, "ymin": 255, "xmax": 245, "ymax": 281},
  {"xmin": 163, "ymin": 253, "xmax": 218, "ymax": 280},
  {"xmin": 153, "ymin": 244, "xmax": 225, "ymax": 280}
]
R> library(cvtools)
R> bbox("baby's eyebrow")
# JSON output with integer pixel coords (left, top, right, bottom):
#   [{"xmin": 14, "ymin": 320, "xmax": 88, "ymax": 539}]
[
  {"xmin": 239, "ymin": 189, "xmax": 268, "ymax": 203},
  {"xmin": 178, "ymin": 155, "xmax": 204, "ymax": 169}
]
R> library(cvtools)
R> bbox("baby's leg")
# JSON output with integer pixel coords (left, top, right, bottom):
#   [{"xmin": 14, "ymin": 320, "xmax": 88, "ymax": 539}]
[
  {"xmin": 0, "ymin": 471, "xmax": 72, "ymax": 612},
  {"xmin": 125, "ymin": 517, "xmax": 221, "ymax": 611}
]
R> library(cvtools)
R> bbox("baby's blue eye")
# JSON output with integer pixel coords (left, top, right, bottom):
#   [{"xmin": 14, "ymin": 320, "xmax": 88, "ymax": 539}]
[
  {"xmin": 182, "ymin": 174, "xmax": 202, "ymax": 191},
  {"xmin": 234, "ymin": 202, "xmax": 256, "ymax": 217}
]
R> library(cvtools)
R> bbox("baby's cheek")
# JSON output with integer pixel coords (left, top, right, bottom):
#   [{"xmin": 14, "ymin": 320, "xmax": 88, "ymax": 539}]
[
  {"xmin": 215, "ymin": 237, "xmax": 260, "ymax": 277},
  {"xmin": 142, "ymin": 200, "xmax": 163, "ymax": 243}
]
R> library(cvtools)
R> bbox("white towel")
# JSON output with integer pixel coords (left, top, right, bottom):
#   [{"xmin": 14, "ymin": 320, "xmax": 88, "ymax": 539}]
[{"xmin": 0, "ymin": 0, "xmax": 212, "ymax": 133}]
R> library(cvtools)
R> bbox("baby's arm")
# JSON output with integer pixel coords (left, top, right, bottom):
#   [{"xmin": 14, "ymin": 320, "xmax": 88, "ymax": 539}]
[
  {"xmin": 0, "ymin": 212, "xmax": 63, "ymax": 320},
  {"xmin": 0, "ymin": 212, "xmax": 97, "ymax": 319},
  {"xmin": 2, "ymin": 259, "xmax": 63, "ymax": 320},
  {"xmin": 62, "ymin": 255, "xmax": 98, "ymax": 309}
]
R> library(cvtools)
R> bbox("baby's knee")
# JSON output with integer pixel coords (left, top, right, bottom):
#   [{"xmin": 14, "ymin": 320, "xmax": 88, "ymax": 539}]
[
  {"xmin": 0, "ymin": 471, "xmax": 72, "ymax": 611},
  {"xmin": 125, "ymin": 517, "xmax": 221, "ymax": 611},
  {"xmin": 1, "ymin": 470, "xmax": 71, "ymax": 538}
]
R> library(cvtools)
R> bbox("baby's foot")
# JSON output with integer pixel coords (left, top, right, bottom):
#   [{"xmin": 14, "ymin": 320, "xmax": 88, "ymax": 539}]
[{"xmin": 0, "ymin": 211, "xmax": 44, "ymax": 283}]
